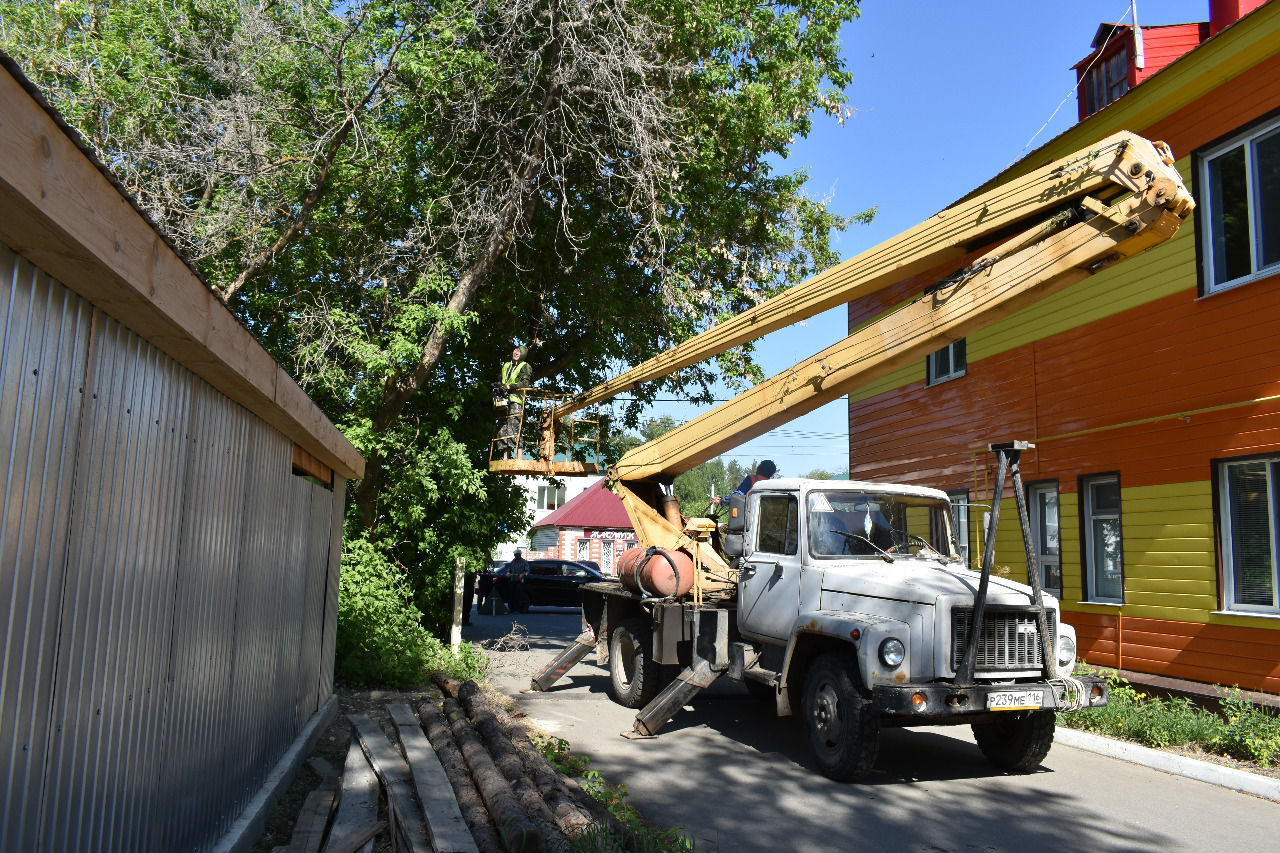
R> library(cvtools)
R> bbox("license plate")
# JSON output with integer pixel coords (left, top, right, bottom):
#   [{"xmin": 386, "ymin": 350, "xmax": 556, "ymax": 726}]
[{"xmin": 986, "ymin": 690, "xmax": 1043, "ymax": 711}]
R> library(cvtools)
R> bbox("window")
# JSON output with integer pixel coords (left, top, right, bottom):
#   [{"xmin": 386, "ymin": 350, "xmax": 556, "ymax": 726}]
[
  {"xmin": 576, "ymin": 538, "xmax": 590, "ymax": 561},
  {"xmin": 946, "ymin": 489, "xmax": 970, "ymax": 567},
  {"xmin": 1029, "ymin": 483, "xmax": 1062, "ymax": 598},
  {"xmin": 537, "ymin": 484, "xmax": 566, "ymax": 510},
  {"xmin": 1083, "ymin": 44, "xmax": 1129, "ymax": 117},
  {"xmin": 1081, "ymin": 474, "xmax": 1123, "ymax": 603},
  {"xmin": 756, "ymin": 494, "xmax": 798, "ymax": 555},
  {"xmin": 1217, "ymin": 457, "xmax": 1280, "ymax": 613},
  {"xmin": 1198, "ymin": 114, "xmax": 1280, "ymax": 293},
  {"xmin": 926, "ymin": 339, "xmax": 966, "ymax": 385}
]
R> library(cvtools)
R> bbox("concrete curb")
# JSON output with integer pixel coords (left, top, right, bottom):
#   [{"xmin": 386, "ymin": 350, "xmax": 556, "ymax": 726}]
[
  {"xmin": 1055, "ymin": 726, "xmax": 1280, "ymax": 803},
  {"xmin": 212, "ymin": 694, "xmax": 340, "ymax": 853}
]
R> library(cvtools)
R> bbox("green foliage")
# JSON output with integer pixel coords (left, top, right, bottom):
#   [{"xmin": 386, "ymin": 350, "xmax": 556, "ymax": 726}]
[
  {"xmin": 2, "ymin": 0, "xmax": 868, "ymax": 647},
  {"xmin": 335, "ymin": 536, "xmax": 488, "ymax": 688},
  {"xmin": 1216, "ymin": 690, "xmax": 1280, "ymax": 767},
  {"xmin": 1059, "ymin": 668, "xmax": 1280, "ymax": 767}
]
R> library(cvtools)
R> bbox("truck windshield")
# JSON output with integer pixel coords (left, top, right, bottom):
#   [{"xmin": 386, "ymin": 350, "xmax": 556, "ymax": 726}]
[{"xmin": 807, "ymin": 491, "xmax": 955, "ymax": 560}]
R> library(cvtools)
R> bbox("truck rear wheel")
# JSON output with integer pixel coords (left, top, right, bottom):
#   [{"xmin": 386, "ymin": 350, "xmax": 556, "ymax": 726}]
[
  {"xmin": 609, "ymin": 620, "xmax": 662, "ymax": 709},
  {"xmin": 803, "ymin": 654, "xmax": 879, "ymax": 781},
  {"xmin": 972, "ymin": 710, "xmax": 1055, "ymax": 772}
]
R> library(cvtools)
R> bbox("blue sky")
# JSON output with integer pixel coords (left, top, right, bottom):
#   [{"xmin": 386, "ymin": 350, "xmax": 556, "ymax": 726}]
[{"xmin": 640, "ymin": 0, "xmax": 1210, "ymax": 484}]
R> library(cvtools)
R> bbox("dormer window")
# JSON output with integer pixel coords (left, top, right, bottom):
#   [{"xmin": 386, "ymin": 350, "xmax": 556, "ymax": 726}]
[{"xmin": 1083, "ymin": 43, "xmax": 1130, "ymax": 117}]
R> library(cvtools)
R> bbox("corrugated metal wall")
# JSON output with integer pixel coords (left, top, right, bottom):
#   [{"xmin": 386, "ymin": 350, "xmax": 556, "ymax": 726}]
[{"xmin": 0, "ymin": 242, "xmax": 342, "ymax": 852}]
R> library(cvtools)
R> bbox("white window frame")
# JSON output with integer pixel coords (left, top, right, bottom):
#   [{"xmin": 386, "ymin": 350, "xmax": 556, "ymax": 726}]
[
  {"xmin": 926, "ymin": 339, "xmax": 966, "ymax": 386},
  {"xmin": 946, "ymin": 489, "xmax": 970, "ymax": 568},
  {"xmin": 1082, "ymin": 474, "xmax": 1124, "ymax": 604},
  {"xmin": 537, "ymin": 484, "xmax": 566, "ymax": 510},
  {"xmin": 1198, "ymin": 113, "xmax": 1280, "ymax": 295},
  {"xmin": 1028, "ymin": 482, "xmax": 1062, "ymax": 599},
  {"xmin": 1084, "ymin": 43, "xmax": 1129, "ymax": 117},
  {"xmin": 1217, "ymin": 456, "xmax": 1280, "ymax": 614}
]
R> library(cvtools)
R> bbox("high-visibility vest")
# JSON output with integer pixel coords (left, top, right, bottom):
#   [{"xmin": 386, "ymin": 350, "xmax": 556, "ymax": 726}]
[{"xmin": 501, "ymin": 361, "xmax": 531, "ymax": 403}]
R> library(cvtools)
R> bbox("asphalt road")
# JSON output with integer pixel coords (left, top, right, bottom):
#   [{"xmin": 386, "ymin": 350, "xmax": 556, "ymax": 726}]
[{"xmin": 465, "ymin": 607, "xmax": 1280, "ymax": 853}]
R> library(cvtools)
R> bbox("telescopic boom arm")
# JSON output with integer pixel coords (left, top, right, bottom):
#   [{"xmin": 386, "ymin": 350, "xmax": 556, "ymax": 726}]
[{"xmin": 549, "ymin": 132, "xmax": 1191, "ymax": 433}]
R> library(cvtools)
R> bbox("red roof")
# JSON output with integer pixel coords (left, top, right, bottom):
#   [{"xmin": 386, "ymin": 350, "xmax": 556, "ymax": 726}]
[{"xmin": 534, "ymin": 480, "xmax": 632, "ymax": 529}]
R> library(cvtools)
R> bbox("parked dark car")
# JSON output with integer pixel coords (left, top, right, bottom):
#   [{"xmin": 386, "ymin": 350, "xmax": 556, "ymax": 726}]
[{"xmin": 486, "ymin": 558, "xmax": 603, "ymax": 609}]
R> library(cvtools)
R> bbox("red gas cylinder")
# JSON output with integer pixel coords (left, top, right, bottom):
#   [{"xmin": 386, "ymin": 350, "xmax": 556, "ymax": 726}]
[{"xmin": 617, "ymin": 546, "xmax": 696, "ymax": 598}]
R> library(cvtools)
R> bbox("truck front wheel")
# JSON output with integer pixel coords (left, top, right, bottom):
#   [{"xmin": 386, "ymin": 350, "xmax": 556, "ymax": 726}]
[
  {"xmin": 803, "ymin": 654, "xmax": 879, "ymax": 781},
  {"xmin": 609, "ymin": 620, "xmax": 662, "ymax": 709},
  {"xmin": 972, "ymin": 710, "xmax": 1055, "ymax": 772}
]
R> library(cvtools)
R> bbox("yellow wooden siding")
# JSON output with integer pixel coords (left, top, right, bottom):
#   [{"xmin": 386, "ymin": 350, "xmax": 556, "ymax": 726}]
[{"xmin": 981, "ymin": 480, "xmax": 1279, "ymax": 633}]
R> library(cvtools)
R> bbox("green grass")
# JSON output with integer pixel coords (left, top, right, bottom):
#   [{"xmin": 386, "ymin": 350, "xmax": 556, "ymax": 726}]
[
  {"xmin": 532, "ymin": 734, "xmax": 707, "ymax": 852},
  {"xmin": 1058, "ymin": 667, "xmax": 1280, "ymax": 767}
]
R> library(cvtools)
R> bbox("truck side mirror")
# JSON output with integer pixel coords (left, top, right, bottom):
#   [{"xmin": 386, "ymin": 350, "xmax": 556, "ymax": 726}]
[
  {"xmin": 723, "ymin": 532, "xmax": 745, "ymax": 558},
  {"xmin": 726, "ymin": 493, "xmax": 747, "ymax": 534}
]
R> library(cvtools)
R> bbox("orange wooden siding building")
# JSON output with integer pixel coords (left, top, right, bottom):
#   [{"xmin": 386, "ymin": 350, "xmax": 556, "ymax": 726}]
[{"xmin": 845, "ymin": 1, "xmax": 1280, "ymax": 693}]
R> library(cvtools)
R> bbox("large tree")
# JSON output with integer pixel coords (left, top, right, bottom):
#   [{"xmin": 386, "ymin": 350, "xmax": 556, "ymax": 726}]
[{"xmin": 2, "ymin": 0, "xmax": 867, "ymax": 631}]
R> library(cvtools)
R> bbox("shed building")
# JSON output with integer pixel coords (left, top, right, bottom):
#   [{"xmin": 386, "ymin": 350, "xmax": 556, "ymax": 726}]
[{"xmin": 0, "ymin": 55, "xmax": 363, "ymax": 852}]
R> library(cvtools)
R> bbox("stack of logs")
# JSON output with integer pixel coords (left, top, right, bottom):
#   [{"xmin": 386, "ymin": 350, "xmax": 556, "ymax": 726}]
[{"xmin": 276, "ymin": 674, "xmax": 634, "ymax": 853}]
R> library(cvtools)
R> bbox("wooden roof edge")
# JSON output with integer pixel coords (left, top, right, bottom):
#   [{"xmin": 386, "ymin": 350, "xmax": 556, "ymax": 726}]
[{"xmin": 0, "ymin": 55, "xmax": 364, "ymax": 481}]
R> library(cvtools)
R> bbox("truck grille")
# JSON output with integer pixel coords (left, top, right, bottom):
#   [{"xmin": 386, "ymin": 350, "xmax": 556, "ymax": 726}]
[{"xmin": 951, "ymin": 607, "xmax": 1056, "ymax": 673}]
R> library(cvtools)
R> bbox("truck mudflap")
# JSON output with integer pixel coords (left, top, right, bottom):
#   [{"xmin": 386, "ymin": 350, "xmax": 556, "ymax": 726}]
[{"xmin": 872, "ymin": 675, "xmax": 1108, "ymax": 720}]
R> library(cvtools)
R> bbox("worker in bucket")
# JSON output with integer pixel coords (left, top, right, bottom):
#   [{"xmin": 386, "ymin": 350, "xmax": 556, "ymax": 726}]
[{"xmin": 495, "ymin": 345, "xmax": 533, "ymax": 460}]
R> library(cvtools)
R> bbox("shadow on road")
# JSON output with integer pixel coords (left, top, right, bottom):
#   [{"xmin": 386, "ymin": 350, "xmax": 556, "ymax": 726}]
[{"xmin": 468, "ymin": 606, "xmax": 1212, "ymax": 853}]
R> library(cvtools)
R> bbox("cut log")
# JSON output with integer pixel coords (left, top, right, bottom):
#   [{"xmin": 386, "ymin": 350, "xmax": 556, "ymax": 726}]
[
  {"xmin": 440, "ymin": 696, "xmax": 545, "ymax": 853},
  {"xmin": 451, "ymin": 682, "xmax": 590, "ymax": 838},
  {"xmin": 348, "ymin": 713, "xmax": 432, "ymax": 853},
  {"xmin": 418, "ymin": 700, "xmax": 505, "ymax": 853},
  {"xmin": 388, "ymin": 702, "xmax": 479, "ymax": 853},
  {"xmin": 325, "ymin": 738, "xmax": 380, "ymax": 853},
  {"xmin": 492, "ymin": 703, "xmax": 629, "ymax": 840},
  {"xmin": 441, "ymin": 698, "xmax": 565, "ymax": 850}
]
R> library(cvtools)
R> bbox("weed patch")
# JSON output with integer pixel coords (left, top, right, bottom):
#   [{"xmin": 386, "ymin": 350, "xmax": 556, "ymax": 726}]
[{"xmin": 1059, "ymin": 668, "xmax": 1280, "ymax": 767}]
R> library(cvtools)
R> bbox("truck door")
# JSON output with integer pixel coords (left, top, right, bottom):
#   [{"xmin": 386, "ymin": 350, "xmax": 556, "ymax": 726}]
[{"xmin": 738, "ymin": 491, "xmax": 803, "ymax": 642}]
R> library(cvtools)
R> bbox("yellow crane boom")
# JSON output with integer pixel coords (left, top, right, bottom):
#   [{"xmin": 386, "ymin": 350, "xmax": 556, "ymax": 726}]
[
  {"xmin": 491, "ymin": 132, "xmax": 1194, "ymax": 594},
  {"xmin": 546, "ymin": 131, "xmax": 1187, "ymax": 426}
]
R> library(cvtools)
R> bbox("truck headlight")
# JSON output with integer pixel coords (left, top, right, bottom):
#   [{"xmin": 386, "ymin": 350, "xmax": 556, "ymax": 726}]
[
  {"xmin": 879, "ymin": 638, "xmax": 905, "ymax": 668},
  {"xmin": 1056, "ymin": 634, "xmax": 1077, "ymax": 670}
]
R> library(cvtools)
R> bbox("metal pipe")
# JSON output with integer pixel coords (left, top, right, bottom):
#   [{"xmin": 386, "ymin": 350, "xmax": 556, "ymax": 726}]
[
  {"xmin": 956, "ymin": 444, "xmax": 1012, "ymax": 686},
  {"xmin": 1009, "ymin": 452, "xmax": 1055, "ymax": 677}
]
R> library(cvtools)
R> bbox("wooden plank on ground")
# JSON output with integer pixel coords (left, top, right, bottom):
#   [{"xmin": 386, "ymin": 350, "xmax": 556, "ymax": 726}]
[
  {"xmin": 324, "ymin": 738, "xmax": 381, "ymax": 853},
  {"xmin": 389, "ymin": 702, "xmax": 479, "ymax": 853},
  {"xmin": 349, "ymin": 713, "xmax": 431, "ymax": 853},
  {"xmin": 286, "ymin": 785, "xmax": 337, "ymax": 853},
  {"xmin": 308, "ymin": 756, "xmax": 338, "ymax": 781},
  {"xmin": 323, "ymin": 820, "xmax": 386, "ymax": 853}
]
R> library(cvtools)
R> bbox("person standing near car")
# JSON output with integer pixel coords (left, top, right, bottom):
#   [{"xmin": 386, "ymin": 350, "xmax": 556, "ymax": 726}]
[{"xmin": 504, "ymin": 548, "xmax": 531, "ymax": 613}]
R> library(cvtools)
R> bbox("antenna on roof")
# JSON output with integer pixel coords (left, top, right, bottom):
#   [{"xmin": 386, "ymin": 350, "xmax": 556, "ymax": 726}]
[{"xmin": 1132, "ymin": 0, "xmax": 1146, "ymax": 69}]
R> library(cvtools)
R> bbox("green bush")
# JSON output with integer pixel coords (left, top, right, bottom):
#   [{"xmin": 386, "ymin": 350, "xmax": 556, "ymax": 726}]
[
  {"xmin": 1062, "ymin": 672, "xmax": 1226, "ymax": 749},
  {"xmin": 1215, "ymin": 690, "xmax": 1280, "ymax": 767},
  {"xmin": 336, "ymin": 536, "xmax": 487, "ymax": 688},
  {"xmin": 1061, "ymin": 668, "xmax": 1280, "ymax": 767}
]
